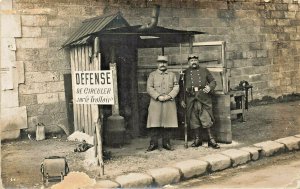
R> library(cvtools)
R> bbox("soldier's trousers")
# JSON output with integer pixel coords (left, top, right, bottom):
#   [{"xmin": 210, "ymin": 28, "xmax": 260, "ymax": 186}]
[
  {"xmin": 148, "ymin": 127, "xmax": 172, "ymax": 145},
  {"xmin": 189, "ymin": 101, "xmax": 213, "ymax": 129}
]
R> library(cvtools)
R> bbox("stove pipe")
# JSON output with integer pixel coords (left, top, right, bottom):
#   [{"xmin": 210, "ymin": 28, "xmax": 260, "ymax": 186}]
[{"xmin": 139, "ymin": 4, "xmax": 160, "ymax": 31}]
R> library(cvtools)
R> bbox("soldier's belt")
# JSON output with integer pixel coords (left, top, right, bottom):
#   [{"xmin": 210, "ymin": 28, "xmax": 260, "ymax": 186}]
[
  {"xmin": 186, "ymin": 87, "xmax": 204, "ymax": 96},
  {"xmin": 186, "ymin": 87, "xmax": 204, "ymax": 92}
]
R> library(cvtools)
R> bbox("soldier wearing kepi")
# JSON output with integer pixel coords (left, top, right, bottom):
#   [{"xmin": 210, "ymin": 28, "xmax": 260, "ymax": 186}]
[
  {"xmin": 181, "ymin": 54, "xmax": 220, "ymax": 149},
  {"xmin": 146, "ymin": 55, "xmax": 179, "ymax": 151}
]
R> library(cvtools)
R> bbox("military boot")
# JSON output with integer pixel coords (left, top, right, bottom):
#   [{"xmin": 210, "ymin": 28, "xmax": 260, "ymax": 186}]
[
  {"xmin": 207, "ymin": 128, "xmax": 220, "ymax": 149},
  {"xmin": 147, "ymin": 142, "xmax": 158, "ymax": 151},
  {"xmin": 191, "ymin": 128, "xmax": 202, "ymax": 147},
  {"xmin": 162, "ymin": 132, "xmax": 174, "ymax": 151},
  {"xmin": 162, "ymin": 141, "xmax": 174, "ymax": 151},
  {"xmin": 147, "ymin": 129, "xmax": 159, "ymax": 151}
]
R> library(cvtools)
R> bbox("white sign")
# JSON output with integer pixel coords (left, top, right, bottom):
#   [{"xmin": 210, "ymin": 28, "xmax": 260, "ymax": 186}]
[{"xmin": 74, "ymin": 71, "xmax": 114, "ymax": 104}]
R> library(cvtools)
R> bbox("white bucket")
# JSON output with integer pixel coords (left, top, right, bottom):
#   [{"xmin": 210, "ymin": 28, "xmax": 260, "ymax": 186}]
[{"xmin": 36, "ymin": 124, "xmax": 45, "ymax": 141}]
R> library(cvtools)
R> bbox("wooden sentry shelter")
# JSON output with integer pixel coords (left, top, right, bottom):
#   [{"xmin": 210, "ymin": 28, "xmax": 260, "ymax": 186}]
[
  {"xmin": 63, "ymin": 13, "xmax": 131, "ymax": 136},
  {"xmin": 63, "ymin": 10, "xmax": 203, "ymax": 139}
]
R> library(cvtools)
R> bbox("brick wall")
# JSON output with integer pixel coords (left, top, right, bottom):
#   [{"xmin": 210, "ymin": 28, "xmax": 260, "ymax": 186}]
[{"xmin": 11, "ymin": 0, "xmax": 300, "ymax": 134}]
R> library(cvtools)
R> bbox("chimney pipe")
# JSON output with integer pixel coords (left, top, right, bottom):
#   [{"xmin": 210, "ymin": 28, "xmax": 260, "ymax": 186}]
[{"xmin": 139, "ymin": 4, "xmax": 160, "ymax": 31}]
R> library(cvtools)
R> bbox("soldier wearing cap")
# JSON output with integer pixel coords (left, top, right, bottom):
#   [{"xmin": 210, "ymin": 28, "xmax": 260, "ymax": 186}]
[
  {"xmin": 146, "ymin": 55, "xmax": 179, "ymax": 151},
  {"xmin": 180, "ymin": 54, "xmax": 220, "ymax": 149}
]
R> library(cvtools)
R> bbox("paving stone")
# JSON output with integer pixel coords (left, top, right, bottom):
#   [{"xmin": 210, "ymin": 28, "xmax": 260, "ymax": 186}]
[
  {"xmin": 199, "ymin": 154, "xmax": 231, "ymax": 172},
  {"xmin": 147, "ymin": 167, "xmax": 180, "ymax": 186},
  {"xmin": 253, "ymin": 140, "xmax": 285, "ymax": 157},
  {"xmin": 92, "ymin": 180, "xmax": 119, "ymax": 188},
  {"xmin": 294, "ymin": 134, "xmax": 300, "ymax": 138},
  {"xmin": 172, "ymin": 159, "xmax": 208, "ymax": 179},
  {"xmin": 221, "ymin": 149, "xmax": 251, "ymax": 167},
  {"xmin": 275, "ymin": 136, "xmax": 300, "ymax": 151},
  {"xmin": 239, "ymin": 146, "xmax": 262, "ymax": 161},
  {"xmin": 115, "ymin": 173, "xmax": 153, "ymax": 188}
]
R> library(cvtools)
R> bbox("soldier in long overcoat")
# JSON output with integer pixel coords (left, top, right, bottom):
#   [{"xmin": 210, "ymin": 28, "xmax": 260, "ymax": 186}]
[
  {"xmin": 180, "ymin": 54, "xmax": 220, "ymax": 149},
  {"xmin": 146, "ymin": 55, "xmax": 179, "ymax": 151}
]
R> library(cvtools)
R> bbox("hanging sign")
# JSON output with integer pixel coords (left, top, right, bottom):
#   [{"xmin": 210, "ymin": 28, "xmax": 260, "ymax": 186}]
[{"xmin": 74, "ymin": 71, "xmax": 114, "ymax": 105}]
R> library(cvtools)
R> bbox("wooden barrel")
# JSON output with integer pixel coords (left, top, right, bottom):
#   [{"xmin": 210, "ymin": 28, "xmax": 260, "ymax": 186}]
[{"xmin": 212, "ymin": 94, "xmax": 232, "ymax": 143}]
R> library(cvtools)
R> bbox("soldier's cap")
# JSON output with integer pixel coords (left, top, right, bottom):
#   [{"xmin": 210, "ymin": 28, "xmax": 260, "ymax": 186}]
[
  {"xmin": 157, "ymin": 55, "xmax": 168, "ymax": 63},
  {"xmin": 188, "ymin": 54, "xmax": 199, "ymax": 60}
]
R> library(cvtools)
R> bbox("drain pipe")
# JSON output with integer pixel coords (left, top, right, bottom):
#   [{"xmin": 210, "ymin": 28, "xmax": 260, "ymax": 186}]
[{"xmin": 139, "ymin": 4, "xmax": 160, "ymax": 31}]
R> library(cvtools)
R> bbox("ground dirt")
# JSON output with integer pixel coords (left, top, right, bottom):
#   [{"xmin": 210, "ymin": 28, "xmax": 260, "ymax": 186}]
[{"xmin": 2, "ymin": 100, "xmax": 300, "ymax": 188}]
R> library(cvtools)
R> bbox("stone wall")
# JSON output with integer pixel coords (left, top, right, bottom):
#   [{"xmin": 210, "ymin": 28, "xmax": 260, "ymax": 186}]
[
  {"xmin": 133, "ymin": 0, "xmax": 300, "ymax": 99},
  {"xmin": 8, "ymin": 0, "xmax": 300, "ymax": 134},
  {"xmin": 12, "ymin": 0, "xmax": 107, "ymax": 134}
]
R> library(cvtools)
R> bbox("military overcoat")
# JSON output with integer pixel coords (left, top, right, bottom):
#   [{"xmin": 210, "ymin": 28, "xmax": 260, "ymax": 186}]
[{"xmin": 146, "ymin": 69, "xmax": 179, "ymax": 128}]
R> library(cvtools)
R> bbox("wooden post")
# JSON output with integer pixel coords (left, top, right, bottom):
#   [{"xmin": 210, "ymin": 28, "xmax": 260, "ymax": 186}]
[
  {"xmin": 110, "ymin": 63, "xmax": 120, "ymax": 115},
  {"xmin": 92, "ymin": 37, "xmax": 104, "ymax": 176},
  {"xmin": 70, "ymin": 48, "xmax": 78, "ymax": 131},
  {"xmin": 94, "ymin": 119, "xmax": 104, "ymax": 176}
]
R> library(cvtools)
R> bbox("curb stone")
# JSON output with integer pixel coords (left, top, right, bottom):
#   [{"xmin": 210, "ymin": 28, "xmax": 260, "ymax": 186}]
[
  {"xmin": 172, "ymin": 159, "xmax": 208, "ymax": 179},
  {"xmin": 199, "ymin": 154, "xmax": 231, "ymax": 172},
  {"xmin": 147, "ymin": 167, "xmax": 181, "ymax": 187},
  {"xmin": 253, "ymin": 140, "xmax": 285, "ymax": 157},
  {"xmin": 275, "ymin": 136, "xmax": 300, "ymax": 151},
  {"xmin": 115, "ymin": 173, "xmax": 153, "ymax": 188},
  {"xmin": 239, "ymin": 146, "xmax": 262, "ymax": 161},
  {"xmin": 221, "ymin": 149, "xmax": 251, "ymax": 167},
  {"xmin": 98, "ymin": 134, "xmax": 300, "ymax": 188},
  {"xmin": 91, "ymin": 179, "xmax": 120, "ymax": 188},
  {"xmin": 294, "ymin": 134, "xmax": 300, "ymax": 138}
]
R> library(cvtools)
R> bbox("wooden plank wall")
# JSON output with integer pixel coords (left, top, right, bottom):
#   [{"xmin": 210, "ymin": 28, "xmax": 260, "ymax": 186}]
[{"xmin": 70, "ymin": 45, "xmax": 101, "ymax": 136}]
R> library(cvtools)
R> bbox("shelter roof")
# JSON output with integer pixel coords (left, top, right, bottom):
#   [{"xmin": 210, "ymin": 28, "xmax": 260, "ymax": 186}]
[
  {"xmin": 62, "ymin": 12, "xmax": 129, "ymax": 47},
  {"xmin": 98, "ymin": 25, "xmax": 204, "ymax": 48},
  {"xmin": 62, "ymin": 12, "xmax": 205, "ymax": 48}
]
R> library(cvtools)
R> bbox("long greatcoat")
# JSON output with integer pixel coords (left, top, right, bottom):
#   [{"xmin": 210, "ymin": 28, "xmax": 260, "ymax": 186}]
[{"xmin": 146, "ymin": 69, "xmax": 179, "ymax": 128}]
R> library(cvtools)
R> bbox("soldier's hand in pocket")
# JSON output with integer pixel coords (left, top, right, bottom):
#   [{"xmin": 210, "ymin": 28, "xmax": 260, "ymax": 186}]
[{"xmin": 203, "ymin": 85, "xmax": 211, "ymax": 93}]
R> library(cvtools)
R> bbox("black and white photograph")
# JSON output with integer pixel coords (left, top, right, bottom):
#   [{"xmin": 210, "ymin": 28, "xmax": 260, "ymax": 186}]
[{"xmin": 1, "ymin": 0, "xmax": 300, "ymax": 188}]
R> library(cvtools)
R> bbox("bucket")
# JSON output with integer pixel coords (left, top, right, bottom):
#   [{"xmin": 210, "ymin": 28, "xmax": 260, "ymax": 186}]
[
  {"xmin": 105, "ymin": 115, "xmax": 126, "ymax": 147},
  {"xmin": 36, "ymin": 123, "xmax": 45, "ymax": 141}
]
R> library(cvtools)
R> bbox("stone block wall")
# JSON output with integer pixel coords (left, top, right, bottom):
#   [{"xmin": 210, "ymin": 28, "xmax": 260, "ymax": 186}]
[
  {"xmin": 134, "ymin": 0, "xmax": 300, "ymax": 100},
  {"xmin": 8, "ymin": 0, "xmax": 300, "ymax": 135},
  {"xmin": 12, "ymin": 0, "xmax": 107, "ymax": 134}
]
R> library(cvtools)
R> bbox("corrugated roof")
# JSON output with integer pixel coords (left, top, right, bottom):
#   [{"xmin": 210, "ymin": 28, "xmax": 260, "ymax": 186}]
[
  {"xmin": 100, "ymin": 25, "xmax": 204, "ymax": 35},
  {"xmin": 62, "ymin": 12, "xmax": 129, "ymax": 47},
  {"xmin": 63, "ymin": 12, "xmax": 205, "ymax": 49},
  {"xmin": 99, "ymin": 25, "xmax": 205, "ymax": 48}
]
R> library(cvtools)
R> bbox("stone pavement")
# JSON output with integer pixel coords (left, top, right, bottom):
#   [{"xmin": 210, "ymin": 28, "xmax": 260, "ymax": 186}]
[{"xmin": 92, "ymin": 134, "xmax": 300, "ymax": 188}]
